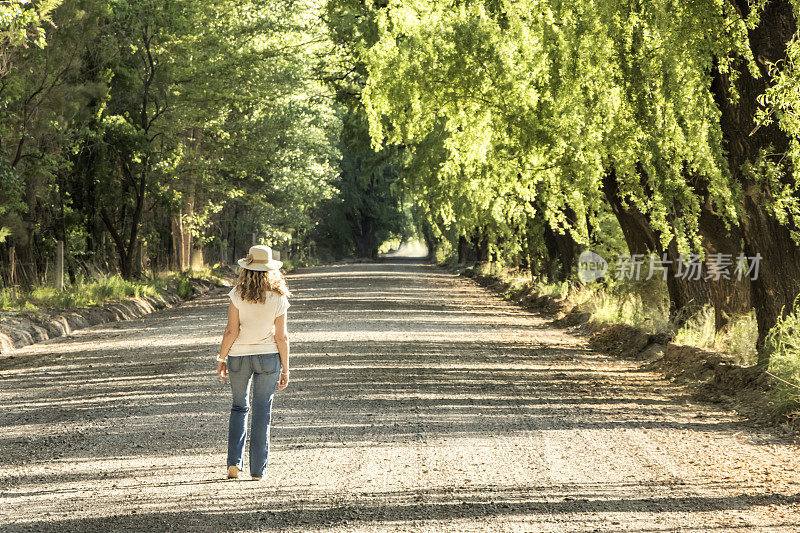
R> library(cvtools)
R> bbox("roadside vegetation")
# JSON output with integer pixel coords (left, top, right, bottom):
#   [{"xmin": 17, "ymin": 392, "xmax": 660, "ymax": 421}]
[
  {"xmin": 466, "ymin": 260, "xmax": 797, "ymax": 419},
  {"xmin": 765, "ymin": 304, "xmax": 800, "ymax": 418},
  {"xmin": 0, "ymin": 269, "xmax": 227, "ymax": 312}
]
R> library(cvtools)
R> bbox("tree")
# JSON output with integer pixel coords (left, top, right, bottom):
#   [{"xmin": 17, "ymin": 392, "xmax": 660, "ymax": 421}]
[
  {"xmin": 321, "ymin": 0, "xmax": 407, "ymax": 259},
  {"xmin": 1, "ymin": 0, "xmax": 342, "ymax": 285},
  {"xmin": 359, "ymin": 0, "xmax": 800, "ymax": 363}
]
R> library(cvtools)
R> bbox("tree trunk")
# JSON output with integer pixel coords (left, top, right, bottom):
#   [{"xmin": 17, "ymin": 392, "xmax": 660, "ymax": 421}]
[
  {"xmin": 712, "ymin": 0, "xmax": 800, "ymax": 362},
  {"xmin": 696, "ymin": 196, "xmax": 751, "ymax": 331},
  {"xmin": 354, "ymin": 217, "xmax": 376, "ymax": 258},
  {"xmin": 601, "ymin": 170, "xmax": 712, "ymax": 323},
  {"xmin": 601, "ymin": 172, "xmax": 658, "ymax": 255},
  {"xmin": 172, "ymin": 183, "xmax": 195, "ymax": 272},
  {"xmin": 101, "ymin": 208, "xmax": 133, "ymax": 279},
  {"xmin": 101, "ymin": 164, "xmax": 146, "ymax": 281},
  {"xmin": 542, "ymin": 225, "xmax": 578, "ymax": 282},
  {"xmin": 457, "ymin": 235, "xmax": 471, "ymax": 264},
  {"xmin": 475, "ymin": 227, "xmax": 490, "ymax": 262},
  {"xmin": 662, "ymin": 239, "xmax": 712, "ymax": 322}
]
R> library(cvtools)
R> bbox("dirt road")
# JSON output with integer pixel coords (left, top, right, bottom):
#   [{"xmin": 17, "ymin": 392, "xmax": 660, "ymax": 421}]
[{"xmin": 1, "ymin": 260, "xmax": 799, "ymax": 532}]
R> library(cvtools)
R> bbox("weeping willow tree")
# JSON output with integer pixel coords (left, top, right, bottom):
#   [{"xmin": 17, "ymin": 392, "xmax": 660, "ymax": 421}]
[{"xmin": 354, "ymin": 0, "xmax": 800, "ymax": 364}]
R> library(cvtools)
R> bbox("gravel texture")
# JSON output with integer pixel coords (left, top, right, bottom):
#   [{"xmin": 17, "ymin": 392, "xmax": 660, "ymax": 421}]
[{"xmin": 1, "ymin": 259, "xmax": 799, "ymax": 532}]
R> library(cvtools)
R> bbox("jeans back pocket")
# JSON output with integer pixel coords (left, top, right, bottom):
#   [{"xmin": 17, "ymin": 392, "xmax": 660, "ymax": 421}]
[
  {"xmin": 256, "ymin": 353, "xmax": 280, "ymax": 374},
  {"xmin": 228, "ymin": 356, "xmax": 243, "ymax": 373}
]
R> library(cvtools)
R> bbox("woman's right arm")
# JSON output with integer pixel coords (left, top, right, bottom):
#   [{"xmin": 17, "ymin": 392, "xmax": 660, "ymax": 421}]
[
  {"xmin": 217, "ymin": 302, "xmax": 240, "ymax": 382},
  {"xmin": 274, "ymin": 311, "xmax": 290, "ymax": 390}
]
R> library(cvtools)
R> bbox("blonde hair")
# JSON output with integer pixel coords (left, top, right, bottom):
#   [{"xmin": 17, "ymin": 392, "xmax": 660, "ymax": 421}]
[{"xmin": 236, "ymin": 268, "xmax": 292, "ymax": 304}]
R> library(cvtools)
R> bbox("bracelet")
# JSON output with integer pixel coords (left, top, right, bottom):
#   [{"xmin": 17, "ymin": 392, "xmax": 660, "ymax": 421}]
[
  {"xmin": 216, "ymin": 356, "xmax": 227, "ymax": 363},
  {"xmin": 281, "ymin": 370, "xmax": 289, "ymax": 375}
]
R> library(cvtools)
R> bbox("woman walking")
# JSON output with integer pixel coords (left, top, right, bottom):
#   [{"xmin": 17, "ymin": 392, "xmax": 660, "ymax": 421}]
[{"xmin": 216, "ymin": 244, "xmax": 291, "ymax": 480}]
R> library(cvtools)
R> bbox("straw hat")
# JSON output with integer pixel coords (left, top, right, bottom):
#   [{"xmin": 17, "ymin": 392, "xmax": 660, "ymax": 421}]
[{"xmin": 237, "ymin": 245, "xmax": 283, "ymax": 271}]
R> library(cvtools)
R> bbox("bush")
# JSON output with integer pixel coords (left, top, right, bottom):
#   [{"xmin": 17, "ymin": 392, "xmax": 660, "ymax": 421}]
[
  {"xmin": 177, "ymin": 277, "xmax": 194, "ymax": 299},
  {"xmin": 568, "ymin": 277, "xmax": 671, "ymax": 334},
  {"xmin": 764, "ymin": 299, "xmax": 800, "ymax": 419}
]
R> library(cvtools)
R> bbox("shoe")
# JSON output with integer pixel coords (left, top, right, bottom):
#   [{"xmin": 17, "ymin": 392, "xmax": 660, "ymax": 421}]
[
  {"xmin": 251, "ymin": 476, "xmax": 262, "ymax": 481},
  {"xmin": 227, "ymin": 466, "xmax": 240, "ymax": 479}
]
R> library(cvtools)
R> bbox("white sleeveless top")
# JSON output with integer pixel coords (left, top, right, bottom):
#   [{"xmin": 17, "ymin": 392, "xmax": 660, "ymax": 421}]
[{"xmin": 227, "ymin": 287, "xmax": 290, "ymax": 356}]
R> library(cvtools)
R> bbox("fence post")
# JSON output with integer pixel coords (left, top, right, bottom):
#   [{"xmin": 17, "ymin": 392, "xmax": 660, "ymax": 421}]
[
  {"xmin": 56, "ymin": 240, "xmax": 64, "ymax": 291},
  {"xmin": 9, "ymin": 246, "xmax": 16, "ymax": 286}
]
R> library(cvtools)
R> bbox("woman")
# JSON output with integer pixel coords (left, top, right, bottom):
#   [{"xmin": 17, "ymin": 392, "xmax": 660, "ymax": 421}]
[{"xmin": 216, "ymin": 244, "xmax": 291, "ymax": 480}]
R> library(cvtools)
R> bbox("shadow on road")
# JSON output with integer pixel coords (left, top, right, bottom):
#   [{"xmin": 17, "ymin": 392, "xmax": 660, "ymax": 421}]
[{"xmin": 1, "ymin": 260, "xmax": 797, "ymax": 530}]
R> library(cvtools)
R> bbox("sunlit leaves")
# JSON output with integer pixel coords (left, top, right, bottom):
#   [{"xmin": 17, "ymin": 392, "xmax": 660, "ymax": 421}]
[
  {"xmin": 0, "ymin": 0, "xmax": 60, "ymax": 53},
  {"xmin": 359, "ymin": 0, "xmax": 761, "ymax": 259}
]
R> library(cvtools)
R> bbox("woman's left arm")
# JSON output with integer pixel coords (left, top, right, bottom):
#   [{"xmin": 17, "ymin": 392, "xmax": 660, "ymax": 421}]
[{"xmin": 217, "ymin": 302, "xmax": 240, "ymax": 382}]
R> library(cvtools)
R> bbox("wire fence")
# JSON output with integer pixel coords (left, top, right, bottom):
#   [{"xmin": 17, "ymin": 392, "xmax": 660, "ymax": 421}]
[
  {"xmin": 1, "ymin": 254, "xmax": 122, "ymax": 290},
  {"xmin": 1, "ymin": 244, "xmax": 291, "ymax": 291}
]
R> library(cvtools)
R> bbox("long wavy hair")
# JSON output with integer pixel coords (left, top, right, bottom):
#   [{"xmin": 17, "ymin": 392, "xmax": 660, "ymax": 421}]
[{"xmin": 236, "ymin": 268, "xmax": 292, "ymax": 304}]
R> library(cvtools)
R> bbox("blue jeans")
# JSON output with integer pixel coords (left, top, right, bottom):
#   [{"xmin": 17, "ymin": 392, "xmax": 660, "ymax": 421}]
[{"xmin": 227, "ymin": 353, "xmax": 281, "ymax": 477}]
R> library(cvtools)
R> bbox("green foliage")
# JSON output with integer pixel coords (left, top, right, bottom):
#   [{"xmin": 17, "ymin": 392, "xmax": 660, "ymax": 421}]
[
  {"xmin": 331, "ymin": 106, "xmax": 407, "ymax": 258},
  {"xmin": 431, "ymin": 236, "xmax": 454, "ymax": 264},
  {"xmin": 0, "ymin": 0, "xmax": 61, "ymax": 50},
  {"xmin": 316, "ymin": 1, "xmax": 412, "ymax": 259},
  {"xmin": 765, "ymin": 298, "xmax": 800, "ymax": 418},
  {"xmin": 359, "ymin": 0, "xmax": 748, "ymax": 260},
  {"xmin": 176, "ymin": 276, "xmax": 193, "ymax": 299},
  {"xmin": 0, "ymin": 0, "xmax": 342, "ymax": 284},
  {"xmin": 377, "ymin": 237, "xmax": 402, "ymax": 255},
  {"xmin": 0, "ymin": 275, "xmax": 160, "ymax": 310}
]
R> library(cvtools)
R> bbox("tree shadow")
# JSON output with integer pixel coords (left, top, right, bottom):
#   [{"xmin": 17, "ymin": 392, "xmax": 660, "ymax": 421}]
[
  {"xmin": 3, "ymin": 482, "xmax": 798, "ymax": 531},
  {"xmin": 1, "ymin": 260, "xmax": 793, "ymax": 529}
]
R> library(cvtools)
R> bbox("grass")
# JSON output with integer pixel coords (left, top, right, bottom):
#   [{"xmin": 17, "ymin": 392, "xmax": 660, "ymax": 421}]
[
  {"xmin": 177, "ymin": 276, "xmax": 194, "ymax": 299},
  {"xmin": 0, "ymin": 266, "xmax": 229, "ymax": 312},
  {"xmin": 565, "ymin": 277, "xmax": 671, "ymax": 334},
  {"xmin": 563, "ymin": 280, "xmax": 758, "ymax": 363},
  {"xmin": 472, "ymin": 264, "xmax": 674, "ymax": 333},
  {"xmin": 0, "ymin": 276, "xmax": 162, "ymax": 311},
  {"xmin": 674, "ymin": 307, "xmax": 758, "ymax": 365},
  {"xmin": 473, "ymin": 263, "xmax": 571, "ymax": 300},
  {"xmin": 469, "ymin": 263, "xmax": 759, "ymax": 359},
  {"xmin": 764, "ymin": 301, "xmax": 800, "ymax": 419}
]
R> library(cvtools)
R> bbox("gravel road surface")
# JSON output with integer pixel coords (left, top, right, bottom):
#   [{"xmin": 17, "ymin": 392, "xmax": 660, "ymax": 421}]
[{"xmin": 1, "ymin": 260, "xmax": 799, "ymax": 531}]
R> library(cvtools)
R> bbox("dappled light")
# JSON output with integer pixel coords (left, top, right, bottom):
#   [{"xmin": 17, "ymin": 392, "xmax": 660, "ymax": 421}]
[
  {"xmin": 2, "ymin": 261, "xmax": 799, "ymax": 531},
  {"xmin": 4, "ymin": 0, "xmax": 800, "ymax": 529}
]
